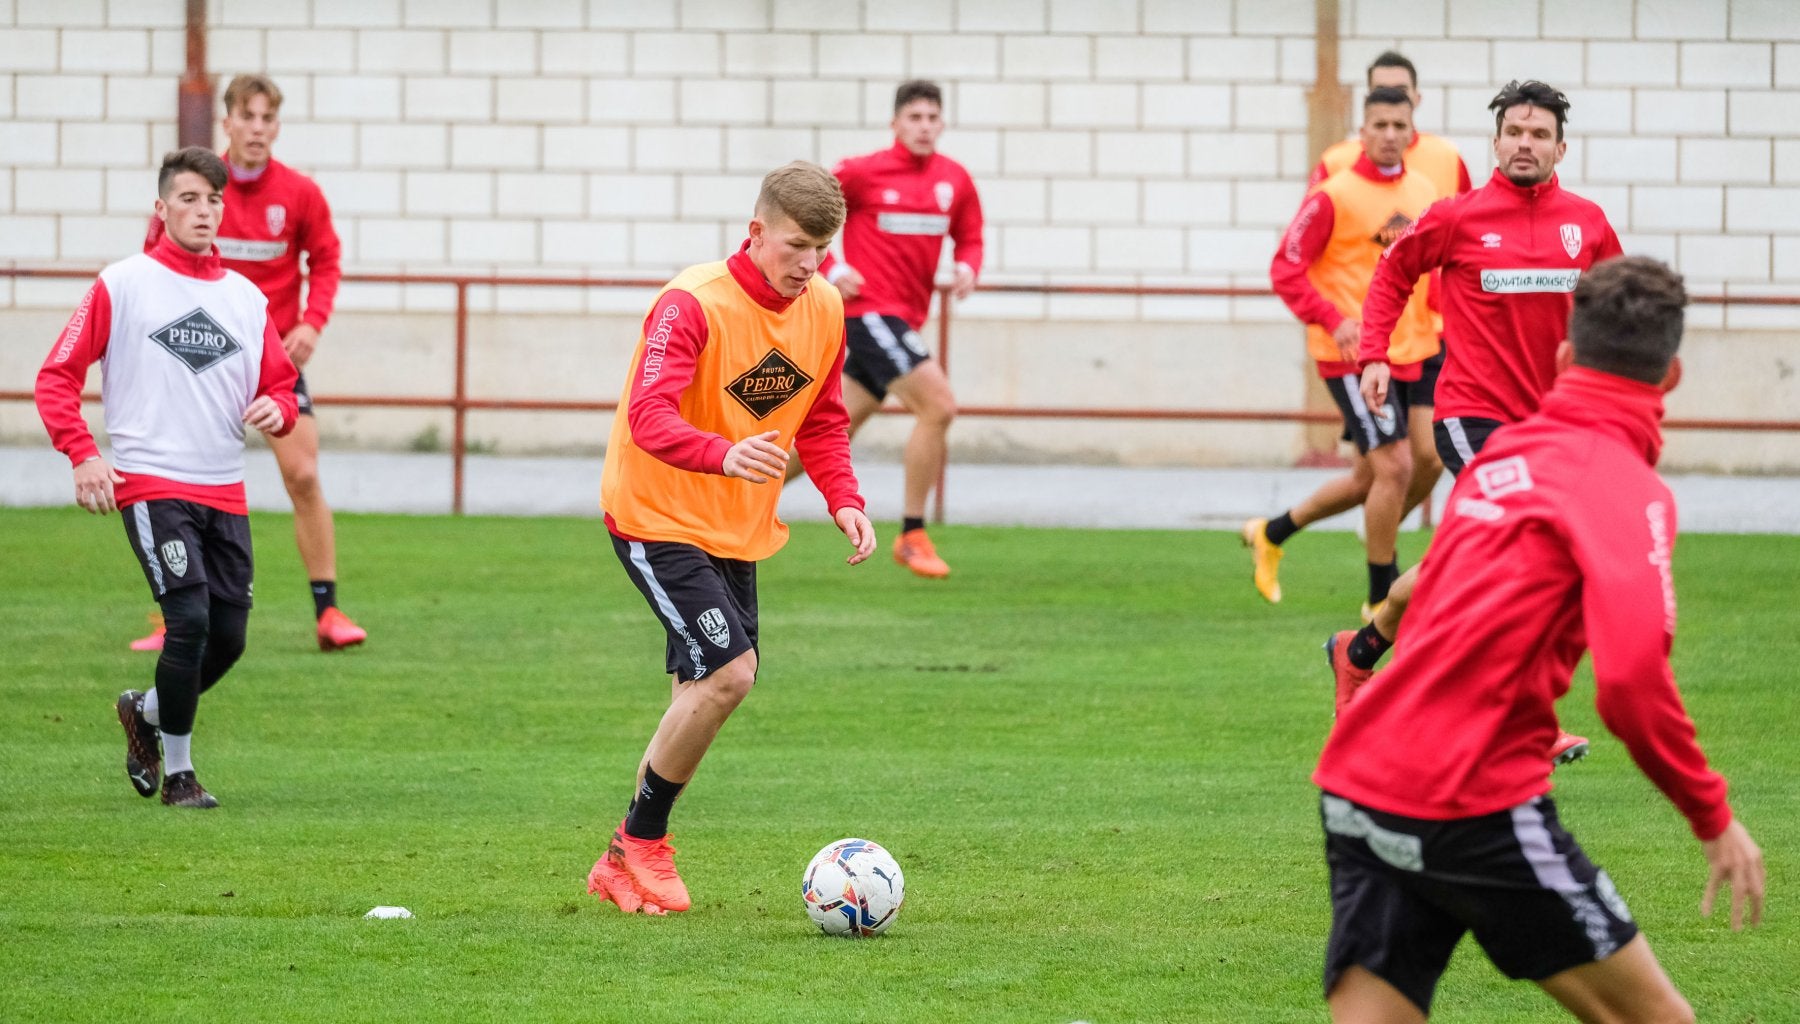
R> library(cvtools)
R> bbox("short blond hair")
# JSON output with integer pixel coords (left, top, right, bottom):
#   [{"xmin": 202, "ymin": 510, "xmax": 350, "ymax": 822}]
[
  {"xmin": 222, "ymin": 73, "xmax": 283, "ymax": 115},
  {"xmin": 755, "ymin": 161, "xmax": 845, "ymax": 240}
]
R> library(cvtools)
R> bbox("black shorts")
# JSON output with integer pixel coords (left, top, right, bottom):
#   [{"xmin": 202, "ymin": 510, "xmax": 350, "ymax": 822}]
[
  {"xmin": 1321, "ymin": 792, "xmax": 1638, "ymax": 1016},
  {"xmin": 843, "ymin": 313, "xmax": 930, "ymax": 401},
  {"xmin": 611, "ymin": 535, "xmax": 758, "ymax": 683},
  {"xmin": 120, "ymin": 499, "xmax": 255, "ymax": 607},
  {"xmin": 294, "ymin": 372, "xmax": 313, "ymax": 416},
  {"xmin": 1325, "ymin": 372, "xmax": 1409, "ymax": 454},
  {"xmin": 1433, "ymin": 416, "xmax": 1505, "ymax": 476},
  {"xmin": 1401, "ymin": 341, "xmax": 1446, "ymax": 408}
]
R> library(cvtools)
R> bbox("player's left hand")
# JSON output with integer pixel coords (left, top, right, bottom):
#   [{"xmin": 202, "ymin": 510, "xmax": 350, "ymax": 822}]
[
  {"xmin": 282, "ymin": 323, "xmax": 320, "ymax": 367},
  {"xmin": 834, "ymin": 507, "xmax": 876, "ymax": 565},
  {"xmin": 1701, "ymin": 818, "xmax": 1766, "ymax": 931},
  {"xmin": 1332, "ymin": 317, "xmax": 1362, "ymax": 363},
  {"xmin": 243, "ymin": 396, "xmax": 285, "ymax": 435},
  {"xmin": 951, "ymin": 262, "xmax": 977, "ymax": 301}
]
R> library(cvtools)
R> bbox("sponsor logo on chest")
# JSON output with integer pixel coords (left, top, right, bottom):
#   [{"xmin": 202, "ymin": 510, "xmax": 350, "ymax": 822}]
[
  {"xmin": 1371, "ymin": 211, "xmax": 1414, "ymax": 248},
  {"xmin": 725, "ymin": 347, "xmax": 815, "ymax": 419},
  {"xmin": 148, "ymin": 308, "xmax": 243, "ymax": 374},
  {"xmin": 1480, "ymin": 268, "xmax": 1581, "ymax": 294}
]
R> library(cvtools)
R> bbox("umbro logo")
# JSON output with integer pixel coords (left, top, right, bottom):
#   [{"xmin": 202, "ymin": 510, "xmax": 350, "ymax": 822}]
[
  {"xmin": 149, "ymin": 308, "xmax": 241, "ymax": 374},
  {"xmin": 725, "ymin": 347, "xmax": 814, "ymax": 419},
  {"xmin": 1481, "ymin": 232, "xmax": 1503, "ymax": 248}
]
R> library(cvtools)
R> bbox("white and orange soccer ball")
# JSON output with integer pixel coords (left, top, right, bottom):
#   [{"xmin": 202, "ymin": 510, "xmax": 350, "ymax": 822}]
[{"xmin": 801, "ymin": 838, "xmax": 905, "ymax": 938}]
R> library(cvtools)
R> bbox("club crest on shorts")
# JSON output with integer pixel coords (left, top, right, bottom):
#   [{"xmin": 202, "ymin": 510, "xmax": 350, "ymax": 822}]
[
  {"xmin": 266, "ymin": 204, "xmax": 286, "ymax": 237},
  {"xmin": 160, "ymin": 540, "xmax": 189, "ymax": 577},
  {"xmin": 934, "ymin": 180, "xmax": 953, "ymax": 212},
  {"xmin": 1560, "ymin": 223, "xmax": 1582, "ymax": 259},
  {"xmin": 697, "ymin": 608, "xmax": 731, "ymax": 648}
]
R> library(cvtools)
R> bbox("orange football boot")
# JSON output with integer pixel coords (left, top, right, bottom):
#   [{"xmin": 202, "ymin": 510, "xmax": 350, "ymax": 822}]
[
  {"xmin": 605, "ymin": 821, "xmax": 691, "ymax": 912},
  {"xmin": 317, "ymin": 607, "xmax": 368, "ymax": 651},
  {"xmin": 892, "ymin": 528, "xmax": 950, "ymax": 579},
  {"xmin": 1324, "ymin": 630, "xmax": 1373, "ymax": 717}
]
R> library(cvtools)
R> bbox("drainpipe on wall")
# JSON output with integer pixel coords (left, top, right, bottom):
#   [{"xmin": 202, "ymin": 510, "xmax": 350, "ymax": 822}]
[
  {"xmin": 1300, "ymin": 0, "xmax": 1353, "ymax": 465},
  {"xmin": 178, "ymin": 0, "xmax": 211, "ymax": 149}
]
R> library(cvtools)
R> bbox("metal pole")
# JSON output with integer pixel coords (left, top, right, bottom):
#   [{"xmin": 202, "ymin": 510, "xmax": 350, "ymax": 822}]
[
  {"xmin": 177, "ymin": 0, "xmax": 211, "ymax": 148},
  {"xmin": 1300, "ymin": 0, "xmax": 1351, "ymax": 465},
  {"xmin": 933, "ymin": 285, "xmax": 951, "ymax": 525},
  {"xmin": 452, "ymin": 282, "xmax": 468, "ymax": 515}
]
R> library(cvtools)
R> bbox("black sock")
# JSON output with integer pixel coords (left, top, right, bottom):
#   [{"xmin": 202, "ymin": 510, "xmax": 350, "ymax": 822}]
[
  {"xmin": 624, "ymin": 765, "xmax": 686, "ymax": 840},
  {"xmin": 1264, "ymin": 512, "xmax": 1300, "ymax": 546},
  {"xmin": 902, "ymin": 516, "xmax": 925, "ymax": 535},
  {"xmin": 310, "ymin": 580, "xmax": 336, "ymax": 620},
  {"xmin": 1367, "ymin": 561, "xmax": 1399, "ymax": 605},
  {"xmin": 1346, "ymin": 624, "xmax": 1392, "ymax": 670}
]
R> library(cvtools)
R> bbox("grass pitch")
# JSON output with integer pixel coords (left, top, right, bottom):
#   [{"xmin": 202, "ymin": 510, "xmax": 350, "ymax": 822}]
[{"xmin": 1, "ymin": 508, "xmax": 1794, "ymax": 1023}]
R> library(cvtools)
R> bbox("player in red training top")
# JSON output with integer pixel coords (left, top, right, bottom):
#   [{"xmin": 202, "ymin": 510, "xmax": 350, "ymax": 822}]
[
  {"xmin": 1314, "ymin": 256, "xmax": 1765, "ymax": 1024},
  {"xmin": 789, "ymin": 80, "xmax": 983, "ymax": 579},
  {"xmin": 135, "ymin": 74, "xmax": 364, "ymax": 653},
  {"xmin": 37, "ymin": 148, "xmax": 300, "ymax": 809},
  {"xmin": 1326, "ymin": 82, "xmax": 1622, "ymax": 764}
]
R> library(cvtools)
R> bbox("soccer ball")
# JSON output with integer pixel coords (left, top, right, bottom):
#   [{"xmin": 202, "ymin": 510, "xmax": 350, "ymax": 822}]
[{"xmin": 801, "ymin": 838, "xmax": 905, "ymax": 937}]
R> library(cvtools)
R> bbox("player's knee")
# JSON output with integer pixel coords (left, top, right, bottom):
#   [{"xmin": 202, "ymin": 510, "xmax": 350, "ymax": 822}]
[
  {"xmin": 158, "ymin": 585, "xmax": 212, "ymax": 662},
  {"xmin": 208, "ymin": 615, "xmax": 247, "ymax": 669},
  {"xmin": 703, "ymin": 652, "xmax": 758, "ymax": 708},
  {"xmin": 281, "ymin": 458, "xmax": 322, "ymax": 498},
  {"xmin": 921, "ymin": 393, "xmax": 955, "ymax": 429}
]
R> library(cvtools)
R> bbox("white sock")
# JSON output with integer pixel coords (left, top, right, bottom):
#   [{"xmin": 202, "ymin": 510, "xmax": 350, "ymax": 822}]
[
  {"xmin": 162, "ymin": 731, "xmax": 193, "ymax": 775},
  {"xmin": 141, "ymin": 689, "xmax": 161, "ymax": 727}
]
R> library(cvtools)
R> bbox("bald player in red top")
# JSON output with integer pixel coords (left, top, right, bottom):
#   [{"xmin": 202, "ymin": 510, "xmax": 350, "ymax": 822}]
[{"xmin": 1314, "ymin": 256, "xmax": 1765, "ymax": 1024}]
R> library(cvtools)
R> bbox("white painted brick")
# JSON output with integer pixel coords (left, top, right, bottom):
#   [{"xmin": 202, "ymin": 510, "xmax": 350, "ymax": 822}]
[
  {"xmin": 1096, "ymin": 227, "xmax": 1186, "ymax": 273},
  {"xmin": 406, "ymin": 171, "xmax": 493, "ymax": 215},
  {"xmin": 1681, "ymin": 42, "xmax": 1773, "ymax": 87},
  {"xmin": 1186, "ymin": 132, "xmax": 1279, "ymax": 179},
  {"xmin": 17, "ymin": 75, "xmax": 103, "ymax": 120},
  {"xmin": 961, "ymin": 0, "xmax": 1044, "ymax": 31},
  {"xmin": 362, "ymin": 124, "xmax": 449, "ymax": 169},
  {"xmin": 1049, "ymin": 0, "xmax": 1137, "ymax": 33},
  {"xmin": 498, "ymin": 0, "xmax": 584, "ymax": 27},
  {"xmin": 1490, "ymin": 41, "xmax": 1584, "ymax": 88},
  {"xmin": 680, "ymin": 173, "xmax": 764, "ymax": 219},
  {"xmin": 1234, "ymin": 0, "xmax": 1309, "ymax": 34},
  {"xmin": 218, "ymin": 0, "xmax": 305, "ymax": 25},
  {"xmin": 1633, "ymin": 89, "xmax": 1727, "ymax": 133},
  {"xmin": 1279, "ymin": 37, "xmax": 1315, "ymax": 84},
  {"xmin": 14, "ymin": 168, "xmax": 103, "ymax": 213},
  {"xmin": 103, "ymin": 168, "xmax": 149, "ymax": 213},
  {"xmin": 544, "ymin": 126, "xmax": 632, "ymax": 169},
  {"xmin": 451, "ymin": 219, "xmax": 537, "ymax": 263},
  {"xmin": 1049, "ymin": 83, "xmax": 1137, "ymax": 128},
  {"xmin": 1447, "ymin": 0, "xmax": 1539, "ymax": 38},
  {"xmin": 149, "ymin": 120, "xmax": 176, "ymax": 162},
  {"xmin": 817, "ymin": 35, "xmax": 906, "ymax": 79},
  {"xmin": 359, "ymin": 31, "xmax": 447, "ymax": 74},
  {"xmin": 1233, "ymin": 85, "xmax": 1306, "ymax": 131},
  {"xmin": 633, "ymin": 220, "xmax": 726, "ymax": 267},
  {"xmin": 266, "ymin": 30, "xmax": 358, "ymax": 73},
  {"xmin": 1585, "ymin": 138, "xmax": 1678, "ymax": 184},
  {"xmin": 637, "ymin": 126, "xmax": 723, "ymax": 170},
  {"xmin": 1050, "ymin": 179, "xmax": 1139, "ymax": 225},
  {"xmin": 1002, "ymin": 225, "xmax": 1092, "ymax": 271},
  {"xmin": 1097, "ymin": 130, "xmax": 1183, "ymax": 177},
  {"xmin": 680, "ymin": 0, "xmax": 768, "ymax": 30},
  {"xmin": 1576, "ymin": 185, "xmax": 1631, "ymax": 226},
  {"xmin": 59, "ymin": 122, "xmax": 145, "ymax": 167},
  {"xmin": 1278, "ymin": 131, "xmax": 1313, "ymax": 178},
  {"xmin": 589, "ymin": 78, "xmax": 678, "ymax": 123},
  {"xmin": 1617, "ymin": 231, "xmax": 1678, "ymax": 264},
  {"xmin": 1774, "ymin": 236, "xmax": 1800, "ymax": 280},
  {"xmin": 1353, "ymin": 0, "xmax": 1444, "ymax": 36},
  {"xmin": 304, "ymin": 171, "xmax": 399, "ymax": 218},
  {"xmin": 325, "ymin": 280, "xmax": 404, "ymax": 310},
  {"xmin": 866, "ymin": 0, "xmax": 952, "ymax": 32},
  {"xmin": 589, "ymin": 173, "xmax": 677, "ymax": 217},
  {"xmin": 543, "ymin": 220, "xmax": 631, "ymax": 265},
  {"xmin": 1393, "ymin": 40, "xmax": 1494, "ymax": 86},
  {"xmin": 591, "ymin": 0, "xmax": 679, "ymax": 29},
  {"xmin": 1444, "ymin": 87, "xmax": 1501, "ymax": 134},
  {"xmin": 941, "ymin": 129, "xmax": 999, "ymax": 175},
  {"xmin": 59, "ymin": 215, "xmax": 142, "ymax": 259},
  {"xmin": 768, "ymin": 82, "xmax": 861, "ymax": 128},
  {"xmin": 60, "ymin": 28, "xmax": 149, "ymax": 72},
  {"xmin": 1733, "ymin": 0, "xmax": 1798, "ymax": 40},
  {"xmin": 315, "ymin": 76, "xmax": 402, "ymax": 121},
  {"xmin": 1142, "ymin": 84, "xmax": 1232, "ymax": 128},
  {"xmin": 860, "ymin": 84, "xmax": 897, "ymax": 126},
  {"xmin": 1043, "ymin": 292, "xmax": 1137, "ymax": 321},
  {"xmin": 404, "ymin": 77, "xmax": 492, "ymax": 121},
  {"xmin": 105, "ymin": 75, "xmax": 178, "ymax": 120},
  {"xmin": 771, "ymin": 0, "xmax": 858, "ymax": 31},
  {"xmin": 1678, "ymin": 235, "xmax": 1769, "ymax": 282},
  {"xmin": 1187, "ymin": 227, "xmax": 1274, "ymax": 274},
  {"xmin": 404, "ymin": 0, "xmax": 492, "ymax": 28},
  {"xmin": 1730, "ymin": 91, "xmax": 1800, "ymax": 135},
  {"xmin": 1187, "ymin": 37, "xmax": 1278, "ymax": 84},
  {"xmin": 0, "ymin": 170, "xmax": 11, "ymax": 214},
  {"xmin": 1631, "ymin": 186, "xmax": 1724, "ymax": 231},
  {"xmin": 1639, "ymin": 0, "xmax": 1727, "ymax": 40},
  {"xmin": 1679, "ymin": 138, "xmax": 1771, "ymax": 184},
  {"xmin": 1541, "ymin": 0, "xmax": 1633, "ymax": 39},
  {"xmin": 1094, "ymin": 36, "xmax": 1182, "ymax": 82},
  {"xmin": 495, "ymin": 171, "xmax": 586, "ymax": 216},
  {"xmin": 821, "ymin": 128, "xmax": 890, "ymax": 163},
  {"xmin": 1143, "ymin": 0, "xmax": 1230, "ymax": 32},
  {"xmin": 723, "ymin": 33, "xmax": 813, "ymax": 76},
  {"xmin": 314, "ymin": 0, "xmax": 403, "ymax": 27},
  {"xmin": 280, "ymin": 123, "xmax": 358, "ymax": 169},
  {"xmin": 1570, "ymin": 88, "xmax": 1634, "ymax": 134},
  {"xmin": 1588, "ymin": 42, "xmax": 1678, "ymax": 86},
  {"xmin": 913, "ymin": 33, "xmax": 1002, "ymax": 80},
  {"xmin": 20, "ymin": 0, "xmax": 100, "ymax": 24},
  {"xmin": 542, "ymin": 32, "xmax": 630, "ymax": 74},
  {"xmin": 449, "ymin": 31, "xmax": 536, "ymax": 74},
  {"xmin": 722, "ymin": 126, "xmax": 811, "ymax": 172},
  {"xmin": 1002, "ymin": 36, "xmax": 1089, "ymax": 80},
  {"xmin": 451, "ymin": 126, "xmax": 541, "ymax": 169},
  {"xmin": 1003, "ymin": 130, "xmax": 1091, "ymax": 175},
  {"xmin": 499, "ymin": 78, "xmax": 586, "ymax": 123},
  {"xmin": 682, "ymin": 79, "xmax": 770, "ymax": 125},
  {"xmin": 1234, "ymin": 181, "xmax": 1302, "ymax": 229},
  {"xmin": 210, "ymin": 29, "xmax": 265, "ymax": 74},
  {"xmin": 1778, "ymin": 140, "xmax": 1800, "ymax": 183},
  {"xmin": 633, "ymin": 32, "xmax": 721, "ymax": 76},
  {"xmin": 358, "ymin": 217, "xmax": 445, "ymax": 261},
  {"xmin": 0, "ymin": 28, "xmax": 57, "ymax": 70},
  {"xmin": 1727, "ymin": 186, "xmax": 1800, "ymax": 232},
  {"xmin": 977, "ymin": 177, "xmax": 1045, "ymax": 223},
  {"xmin": 1779, "ymin": 44, "xmax": 1800, "ymax": 88},
  {"xmin": 0, "ymin": 215, "xmax": 56, "ymax": 258}
]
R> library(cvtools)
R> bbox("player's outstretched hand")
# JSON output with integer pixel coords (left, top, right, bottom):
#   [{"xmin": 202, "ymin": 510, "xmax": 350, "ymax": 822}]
[
  {"xmin": 1701, "ymin": 819, "xmax": 1766, "ymax": 931},
  {"xmin": 723, "ymin": 430, "xmax": 787, "ymax": 483},
  {"xmin": 835, "ymin": 507, "xmax": 876, "ymax": 565},
  {"xmin": 73, "ymin": 456, "xmax": 126, "ymax": 515},
  {"xmin": 1359, "ymin": 360, "xmax": 1392, "ymax": 408},
  {"xmin": 243, "ymin": 396, "xmax": 285, "ymax": 435}
]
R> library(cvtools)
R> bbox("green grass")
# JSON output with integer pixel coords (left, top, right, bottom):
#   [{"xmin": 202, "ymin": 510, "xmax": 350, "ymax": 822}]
[{"xmin": 1, "ymin": 508, "xmax": 1794, "ymax": 1023}]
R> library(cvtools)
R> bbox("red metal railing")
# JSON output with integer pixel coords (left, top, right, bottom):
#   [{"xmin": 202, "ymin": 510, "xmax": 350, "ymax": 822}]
[{"xmin": 6, "ymin": 265, "xmax": 1800, "ymax": 517}]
